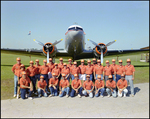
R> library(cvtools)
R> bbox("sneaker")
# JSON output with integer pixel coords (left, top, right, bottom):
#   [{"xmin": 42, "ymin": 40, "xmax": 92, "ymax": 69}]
[
  {"xmin": 25, "ymin": 94, "xmax": 28, "ymax": 98},
  {"xmin": 28, "ymin": 97, "xmax": 33, "ymax": 100},
  {"xmin": 38, "ymin": 94, "xmax": 41, "ymax": 98},
  {"xmin": 16, "ymin": 94, "xmax": 19, "ymax": 99},
  {"xmin": 100, "ymin": 95, "xmax": 104, "ymax": 98},
  {"xmin": 78, "ymin": 94, "xmax": 81, "ymax": 98},
  {"xmin": 66, "ymin": 95, "xmax": 69, "ymax": 98},
  {"xmin": 131, "ymin": 94, "xmax": 134, "ymax": 97},
  {"xmin": 13, "ymin": 94, "xmax": 16, "ymax": 97},
  {"xmin": 107, "ymin": 95, "xmax": 110, "ymax": 98},
  {"xmin": 49, "ymin": 94, "xmax": 52, "ymax": 97},
  {"xmin": 124, "ymin": 95, "xmax": 126, "ymax": 98}
]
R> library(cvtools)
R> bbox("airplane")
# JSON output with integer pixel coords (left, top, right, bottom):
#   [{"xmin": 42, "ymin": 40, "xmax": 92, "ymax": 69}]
[{"xmin": 1, "ymin": 24, "xmax": 149, "ymax": 65}]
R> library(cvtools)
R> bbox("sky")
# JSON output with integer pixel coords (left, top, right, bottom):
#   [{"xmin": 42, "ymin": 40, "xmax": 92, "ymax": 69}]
[{"xmin": 1, "ymin": 1, "xmax": 149, "ymax": 50}]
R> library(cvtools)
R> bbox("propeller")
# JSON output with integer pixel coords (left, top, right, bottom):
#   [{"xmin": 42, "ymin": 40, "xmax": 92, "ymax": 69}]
[{"xmin": 34, "ymin": 39, "xmax": 63, "ymax": 63}]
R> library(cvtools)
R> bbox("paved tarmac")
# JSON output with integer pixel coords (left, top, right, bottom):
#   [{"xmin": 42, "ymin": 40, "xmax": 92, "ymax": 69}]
[{"xmin": 1, "ymin": 83, "xmax": 149, "ymax": 118}]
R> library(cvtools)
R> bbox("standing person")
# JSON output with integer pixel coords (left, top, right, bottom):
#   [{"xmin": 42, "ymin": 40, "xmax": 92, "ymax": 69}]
[
  {"xmin": 106, "ymin": 75, "xmax": 117, "ymax": 98},
  {"xmin": 115, "ymin": 60, "xmax": 125, "ymax": 92},
  {"xmin": 117, "ymin": 74, "xmax": 128, "ymax": 98},
  {"xmin": 70, "ymin": 61, "xmax": 80, "ymax": 80},
  {"xmin": 61, "ymin": 63, "xmax": 70, "ymax": 81},
  {"xmin": 82, "ymin": 75, "xmax": 94, "ymax": 98},
  {"xmin": 26, "ymin": 61, "xmax": 37, "ymax": 94},
  {"xmin": 11, "ymin": 57, "xmax": 21, "ymax": 97},
  {"xmin": 103, "ymin": 60, "xmax": 113, "ymax": 82},
  {"xmin": 37, "ymin": 75, "xmax": 47, "ymax": 98},
  {"xmin": 110, "ymin": 59, "xmax": 117, "ymax": 82},
  {"xmin": 85, "ymin": 60, "xmax": 94, "ymax": 81},
  {"xmin": 92, "ymin": 58, "xmax": 97, "ymax": 67},
  {"xmin": 78, "ymin": 60, "xmax": 86, "ymax": 83},
  {"xmin": 59, "ymin": 74, "xmax": 70, "ymax": 98},
  {"xmin": 95, "ymin": 75, "xmax": 105, "ymax": 97},
  {"xmin": 34, "ymin": 59, "xmax": 41, "ymax": 81},
  {"xmin": 94, "ymin": 60, "xmax": 104, "ymax": 80},
  {"xmin": 20, "ymin": 71, "xmax": 33, "ymax": 100},
  {"xmin": 49, "ymin": 73, "xmax": 59, "ymax": 97},
  {"xmin": 52, "ymin": 63, "xmax": 61, "ymax": 79},
  {"xmin": 70, "ymin": 74, "xmax": 83, "ymax": 98},
  {"xmin": 124, "ymin": 59, "xmax": 135, "ymax": 97},
  {"xmin": 58, "ymin": 58, "xmax": 64, "ymax": 72},
  {"xmin": 67, "ymin": 58, "xmax": 73, "ymax": 81},
  {"xmin": 39, "ymin": 59, "xmax": 50, "ymax": 94},
  {"xmin": 47, "ymin": 58, "xmax": 54, "ymax": 80}
]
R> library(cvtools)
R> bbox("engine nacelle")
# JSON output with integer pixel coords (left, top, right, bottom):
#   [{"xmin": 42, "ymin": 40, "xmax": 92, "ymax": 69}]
[
  {"xmin": 43, "ymin": 42, "xmax": 57, "ymax": 57},
  {"xmin": 93, "ymin": 43, "xmax": 108, "ymax": 57}
]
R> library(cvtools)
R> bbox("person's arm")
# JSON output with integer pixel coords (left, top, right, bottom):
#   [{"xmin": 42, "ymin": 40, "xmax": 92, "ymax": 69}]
[
  {"xmin": 66, "ymin": 73, "xmax": 69, "ymax": 79},
  {"xmin": 132, "ymin": 72, "xmax": 135, "ymax": 80},
  {"xmin": 90, "ymin": 84, "xmax": 94, "ymax": 92},
  {"xmin": 94, "ymin": 70, "xmax": 96, "ymax": 80}
]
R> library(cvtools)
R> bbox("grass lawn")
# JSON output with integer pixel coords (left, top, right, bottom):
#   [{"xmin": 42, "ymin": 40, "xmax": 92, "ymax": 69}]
[{"xmin": 1, "ymin": 51, "xmax": 149, "ymax": 100}]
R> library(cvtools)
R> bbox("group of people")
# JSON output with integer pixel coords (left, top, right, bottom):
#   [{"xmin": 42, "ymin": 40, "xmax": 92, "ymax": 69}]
[{"xmin": 11, "ymin": 57, "xmax": 135, "ymax": 100}]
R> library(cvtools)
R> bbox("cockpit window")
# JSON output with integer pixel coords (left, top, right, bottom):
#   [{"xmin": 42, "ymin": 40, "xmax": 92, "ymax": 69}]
[
  {"xmin": 68, "ymin": 27, "xmax": 83, "ymax": 31},
  {"xmin": 68, "ymin": 27, "xmax": 76, "ymax": 31},
  {"xmin": 76, "ymin": 27, "xmax": 83, "ymax": 31}
]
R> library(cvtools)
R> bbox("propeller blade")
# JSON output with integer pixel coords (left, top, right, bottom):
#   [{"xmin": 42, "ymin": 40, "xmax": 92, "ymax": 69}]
[
  {"xmin": 51, "ymin": 39, "xmax": 63, "ymax": 46},
  {"xmin": 105, "ymin": 40, "xmax": 116, "ymax": 47},
  {"xmin": 87, "ymin": 39, "xmax": 99, "ymax": 47},
  {"xmin": 33, "ymin": 39, "xmax": 45, "ymax": 47}
]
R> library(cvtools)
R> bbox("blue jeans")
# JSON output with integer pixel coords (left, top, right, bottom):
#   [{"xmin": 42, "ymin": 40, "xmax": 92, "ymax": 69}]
[
  {"xmin": 106, "ymin": 88, "xmax": 117, "ymax": 98},
  {"xmin": 20, "ymin": 88, "xmax": 33, "ymax": 99},
  {"xmin": 96, "ymin": 74, "xmax": 103, "ymax": 80},
  {"xmin": 71, "ymin": 74, "xmax": 75, "ymax": 80},
  {"xmin": 125, "ymin": 75, "xmax": 134, "ymax": 95},
  {"xmin": 14, "ymin": 75, "xmax": 18, "ymax": 95},
  {"xmin": 37, "ymin": 89, "xmax": 47, "ymax": 97},
  {"xmin": 49, "ymin": 86, "xmax": 58, "ymax": 96},
  {"xmin": 35, "ymin": 74, "xmax": 40, "ymax": 81},
  {"xmin": 70, "ymin": 87, "xmax": 83, "ymax": 97},
  {"xmin": 86, "ymin": 74, "xmax": 93, "ymax": 81},
  {"xmin": 59, "ymin": 87, "xmax": 70, "ymax": 97},
  {"xmin": 82, "ymin": 89, "xmax": 93, "ymax": 98},
  {"xmin": 41, "ymin": 74, "xmax": 48, "ymax": 92},
  {"xmin": 95, "ymin": 88, "xmax": 105, "ymax": 97},
  {"xmin": 29, "ymin": 76, "xmax": 36, "ymax": 93},
  {"xmin": 116, "ymin": 74, "xmax": 121, "ymax": 91}
]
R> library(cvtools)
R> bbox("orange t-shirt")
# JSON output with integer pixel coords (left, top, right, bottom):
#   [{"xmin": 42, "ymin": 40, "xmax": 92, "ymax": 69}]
[
  {"xmin": 85, "ymin": 65, "xmax": 94, "ymax": 75},
  {"xmin": 104, "ymin": 65, "xmax": 113, "ymax": 76},
  {"xmin": 116, "ymin": 65, "xmax": 125, "ymax": 75},
  {"xmin": 106, "ymin": 80, "xmax": 116, "ymax": 88},
  {"xmin": 94, "ymin": 65, "xmax": 104, "ymax": 75},
  {"xmin": 70, "ymin": 66, "xmax": 80, "ymax": 75},
  {"xmin": 61, "ymin": 67, "xmax": 70, "ymax": 75},
  {"xmin": 59, "ymin": 79, "xmax": 69, "ymax": 88},
  {"xmin": 124, "ymin": 65, "xmax": 135, "ymax": 75},
  {"xmin": 58, "ymin": 63, "xmax": 64, "ymax": 71},
  {"xmin": 26, "ymin": 66, "xmax": 36, "ymax": 77},
  {"xmin": 78, "ymin": 65, "xmax": 86, "ymax": 74},
  {"xmin": 47, "ymin": 63, "xmax": 54, "ymax": 72},
  {"xmin": 34, "ymin": 64, "xmax": 41, "ymax": 74},
  {"xmin": 91, "ymin": 64, "xmax": 97, "ymax": 69},
  {"xmin": 95, "ymin": 80, "xmax": 104, "ymax": 89},
  {"xmin": 83, "ymin": 80, "xmax": 94, "ymax": 90},
  {"xmin": 117, "ymin": 79, "xmax": 128, "ymax": 89},
  {"xmin": 37, "ymin": 80, "xmax": 47, "ymax": 89},
  {"xmin": 20, "ymin": 77, "xmax": 31, "ymax": 89},
  {"xmin": 110, "ymin": 64, "xmax": 117, "ymax": 75},
  {"xmin": 11, "ymin": 63, "xmax": 21, "ymax": 76},
  {"xmin": 49, "ymin": 78, "xmax": 58, "ymax": 85},
  {"xmin": 67, "ymin": 64, "xmax": 73, "ymax": 69},
  {"xmin": 52, "ymin": 68, "xmax": 60, "ymax": 76},
  {"xmin": 71, "ymin": 79, "xmax": 82, "ymax": 89},
  {"xmin": 18, "ymin": 69, "xmax": 26, "ymax": 77},
  {"xmin": 39, "ymin": 65, "xmax": 50, "ymax": 74}
]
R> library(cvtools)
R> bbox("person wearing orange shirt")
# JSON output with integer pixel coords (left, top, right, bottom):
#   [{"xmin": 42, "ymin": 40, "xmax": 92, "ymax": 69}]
[
  {"xmin": 67, "ymin": 59, "xmax": 73, "ymax": 80},
  {"xmin": 70, "ymin": 61, "xmax": 80, "ymax": 80},
  {"xmin": 124, "ymin": 59, "xmax": 135, "ymax": 97},
  {"xmin": 110, "ymin": 59, "xmax": 117, "ymax": 82},
  {"xmin": 58, "ymin": 58, "xmax": 64, "ymax": 71},
  {"xmin": 104, "ymin": 60, "xmax": 113, "ymax": 82},
  {"xmin": 47, "ymin": 58, "xmax": 54, "ymax": 80},
  {"xmin": 117, "ymin": 74, "xmax": 128, "ymax": 98},
  {"xmin": 20, "ymin": 71, "xmax": 33, "ymax": 100},
  {"xmin": 78, "ymin": 60, "xmax": 86, "ymax": 82},
  {"xmin": 82, "ymin": 75, "xmax": 94, "ymax": 98},
  {"xmin": 106, "ymin": 75, "xmax": 117, "ymax": 98},
  {"xmin": 39, "ymin": 59, "xmax": 50, "ymax": 94},
  {"xmin": 85, "ymin": 60, "xmax": 94, "ymax": 81},
  {"xmin": 94, "ymin": 60, "xmax": 104, "ymax": 80},
  {"xmin": 11, "ymin": 57, "xmax": 21, "ymax": 97},
  {"xmin": 37, "ymin": 75, "xmax": 47, "ymax": 98},
  {"xmin": 91, "ymin": 58, "xmax": 97, "ymax": 67},
  {"xmin": 95, "ymin": 75, "xmax": 105, "ymax": 97},
  {"xmin": 59, "ymin": 74, "xmax": 70, "ymax": 98},
  {"xmin": 49, "ymin": 73, "xmax": 59, "ymax": 97},
  {"xmin": 34, "ymin": 59, "xmax": 41, "ymax": 81},
  {"xmin": 70, "ymin": 74, "xmax": 83, "ymax": 98},
  {"xmin": 52, "ymin": 63, "xmax": 61, "ymax": 79},
  {"xmin": 61, "ymin": 63, "xmax": 70, "ymax": 81},
  {"xmin": 26, "ymin": 61, "xmax": 37, "ymax": 94}
]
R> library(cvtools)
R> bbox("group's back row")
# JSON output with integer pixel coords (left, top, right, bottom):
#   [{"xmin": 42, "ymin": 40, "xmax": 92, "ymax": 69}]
[{"xmin": 12, "ymin": 57, "xmax": 135, "ymax": 99}]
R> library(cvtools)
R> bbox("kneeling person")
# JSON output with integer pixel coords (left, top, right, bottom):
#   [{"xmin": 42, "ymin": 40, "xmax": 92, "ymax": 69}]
[
  {"xmin": 95, "ymin": 75, "xmax": 105, "ymax": 97},
  {"xmin": 59, "ymin": 74, "xmax": 70, "ymax": 98},
  {"xmin": 70, "ymin": 74, "xmax": 82, "ymax": 98},
  {"xmin": 37, "ymin": 75, "xmax": 47, "ymax": 97},
  {"xmin": 117, "ymin": 74, "xmax": 128, "ymax": 97}
]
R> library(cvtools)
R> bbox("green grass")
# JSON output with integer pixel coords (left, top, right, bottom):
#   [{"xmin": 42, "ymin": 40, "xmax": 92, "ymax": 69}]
[{"xmin": 1, "ymin": 51, "xmax": 149, "ymax": 100}]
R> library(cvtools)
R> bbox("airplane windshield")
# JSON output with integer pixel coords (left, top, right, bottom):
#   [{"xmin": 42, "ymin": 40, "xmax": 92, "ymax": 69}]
[{"xmin": 68, "ymin": 27, "xmax": 83, "ymax": 31}]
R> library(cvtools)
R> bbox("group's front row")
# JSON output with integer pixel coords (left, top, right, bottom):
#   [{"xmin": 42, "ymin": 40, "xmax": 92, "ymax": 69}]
[{"xmin": 20, "ymin": 72, "xmax": 128, "ymax": 100}]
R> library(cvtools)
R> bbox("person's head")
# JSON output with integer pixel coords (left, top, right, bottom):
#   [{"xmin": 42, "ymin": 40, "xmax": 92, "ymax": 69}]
[
  {"xmin": 112, "ymin": 59, "xmax": 116, "ymax": 65},
  {"xmin": 87, "ymin": 60, "xmax": 91, "ymax": 66},
  {"xmin": 30, "ymin": 61, "xmax": 34, "ymax": 67},
  {"xmin": 62, "ymin": 74, "xmax": 66, "ymax": 79},
  {"xmin": 63, "ymin": 63, "xmax": 67, "ymax": 68},
  {"xmin": 20, "ymin": 64, "xmax": 25, "ymax": 71},
  {"xmin": 54, "ymin": 63, "xmax": 58, "ymax": 68},
  {"xmin": 81, "ymin": 60, "xmax": 84, "ymax": 65},
  {"xmin": 127, "ymin": 59, "xmax": 131, "ymax": 65},
  {"xmin": 86, "ymin": 75, "xmax": 90, "ymax": 81},
  {"xmin": 22, "ymin": 71, "xmax": 26, "ymax": 79},
  {"xmin": 35, "ymin": 59, "xmax": 39, "ymax": 65},
  {"xmin": 74, "ymin": 74, "xmax": 78, "ymax": 80},
  {"xmin": 73, "ymin": 61, "xmax": 77, "ymax": 67},
  {"xmin": 97, "ymin": 60, "xmax": 101, "ymax": 66},
  {"xmin": 59, "ymin": 58, "xmax": 63, "ymax": 63},
  {"xmin": 92, "ymin": 58, "xmax": 96, "ymax": 64},
  {"xmin": 108, "ymin": 75, "xmax": 113, "ymax": 81},
  {"xmin": 106, "ymin": 60, "xmax": 109, "ymax": 66},
  {"xmin": 40, "ymin": 75, "xmax": 44, "ymax": 82},
  {"xmin": 119, "ymin": 60, "xmax": 123, "ymax": 66},
  {"xmin": 43, "ymin": 59, "xmax": 47, "ymax": 65},
  {"xmin": 52, "ymin": 73, "xmax": 56, "ymax": 79},
  {"xmin": 16, "ymin": 57, "xmax": 21, "ymax": 64},
  {"xmin": 68, "ymin": 59, "xmax": 72, "ymax": 64},
  {"xmin": 121, "ymin": 74, "xmax": 125, "ymax": 80},
  {"xmin": 97, "ymin": 75, "xmax": 101, "ymax": 81},
  {"xmin": 49, "ymin": 58, "xmax": 53, "ymax": 63}
]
